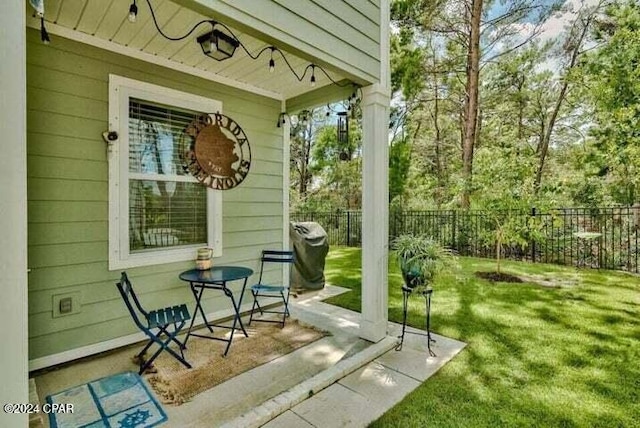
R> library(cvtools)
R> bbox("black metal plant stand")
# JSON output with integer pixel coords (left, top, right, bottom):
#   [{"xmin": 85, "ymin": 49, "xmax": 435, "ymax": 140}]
[{"xmin": 396, "ymin": 285, "xmax": 436, "ymax": 356}]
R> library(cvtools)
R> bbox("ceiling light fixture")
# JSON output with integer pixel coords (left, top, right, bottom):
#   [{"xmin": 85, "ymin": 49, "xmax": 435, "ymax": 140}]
[
  {"xmin": 125, "ymin": 0, "xmax": 359, "ymax": 127},
  {"xmin": 197, "ymin": 26, "xmax": 239, "ymax": 61}
]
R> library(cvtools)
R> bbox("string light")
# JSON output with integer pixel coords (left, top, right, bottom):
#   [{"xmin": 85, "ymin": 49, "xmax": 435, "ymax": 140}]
[
  {"xmin": 40, "ymin": 17, "xmax": 50, "ymax": 44},
  {"xmin": 124, "ymin": 0, "xmax": 352, "ymax": 89},
  {"xmin": 128, "ymin": 0, "xmax": 138, "ymax": 23},
  {"xmin": 269, "ymin": 47, "xmax": 275, "ymax": 73},
  {"xmin": 120, "ymin": 0, "xmax": 361, "ymax": 128}
]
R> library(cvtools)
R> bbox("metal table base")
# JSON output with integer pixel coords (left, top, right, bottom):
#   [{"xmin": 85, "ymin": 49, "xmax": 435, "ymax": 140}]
[{"xmin": 179, "ymin": 266, "xmax": 253, "ymax": 357}]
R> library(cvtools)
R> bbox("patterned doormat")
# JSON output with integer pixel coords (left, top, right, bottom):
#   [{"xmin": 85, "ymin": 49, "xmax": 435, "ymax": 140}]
[{"xmin": 46, "ymin": 371, "xmax": 167, "ymax": 428}]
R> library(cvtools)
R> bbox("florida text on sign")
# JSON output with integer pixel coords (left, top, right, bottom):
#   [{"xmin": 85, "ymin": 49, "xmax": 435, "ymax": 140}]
[{"xmin": 182, "ymin": 113, "xmax": 251, "ymax": 190}]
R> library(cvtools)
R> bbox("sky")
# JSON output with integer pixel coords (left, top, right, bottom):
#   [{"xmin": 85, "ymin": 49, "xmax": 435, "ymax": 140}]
[{"xmin": 486, "ymin": 0, "xmax": 603, "ymax": 71}]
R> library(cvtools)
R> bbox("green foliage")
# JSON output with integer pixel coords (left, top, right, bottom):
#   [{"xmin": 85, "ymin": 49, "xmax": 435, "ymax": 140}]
[
  {"xmin": 294, "ymin": 1, "xmax": 640, "ymax": 214},
  {"xmin": 289, "ymin": 106, "xmax": 364, "ymax": 211},
  {"xmin": 471, "ymin": 146, "xmax": 552, "ymax": 272},
  {"xmin": 578, "ymin": 0, "xmax": 640, "ymax": 206},
  {"xmin": 389, "ymin": 138, "xmax": 412, "ymax": 203},
  {"xmin": 392, "ymin": 234, "xmax": 457, "ymax": 292},
  {"xmin": 390, "ymin": 32, "xmax": 425, "ymax": 100},
  {"xmin": 307, "ymin": 118, "xmax": 363, "ymax": 209}
]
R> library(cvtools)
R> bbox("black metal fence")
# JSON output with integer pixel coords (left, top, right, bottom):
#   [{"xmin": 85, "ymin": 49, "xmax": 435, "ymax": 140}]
[
  {"xmin": 291, "ymin": 210, "xmax": 363, "ymax": 246},
  {"xmin": 291, "ymin": 207, "xmax": 640, "ymax": 273}
]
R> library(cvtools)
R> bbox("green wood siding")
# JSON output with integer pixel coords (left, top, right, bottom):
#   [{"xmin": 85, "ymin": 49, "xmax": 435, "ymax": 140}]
[
  {"xmin": 179, "ymin": 0, "xmax": 381, "ymax": 84},
  {"xmin": 26, "ymin": 29, "xmax": 285, "ymax": 361}
]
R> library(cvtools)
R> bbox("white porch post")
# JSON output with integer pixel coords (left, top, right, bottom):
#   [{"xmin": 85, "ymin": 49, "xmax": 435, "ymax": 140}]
[
  {"xmin": 359, "ymin": 84, "xmax": 390, "ymax": 342},
  {"xmin": 282, "ymin": 101, "xmax": 291, "ymax": 286},
  {"xmin": 359, "ymin": 0, "xmax": 390, "ymax": 343},
  {"xmin": 0, "ymin": 1, "xmax": 29, "ymax": 426}
]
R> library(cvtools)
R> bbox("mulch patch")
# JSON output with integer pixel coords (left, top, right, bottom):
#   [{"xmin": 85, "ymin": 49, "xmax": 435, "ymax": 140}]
[{"xmin": 474, "ymin": 271, "xmax": 524, "ymax": 283}]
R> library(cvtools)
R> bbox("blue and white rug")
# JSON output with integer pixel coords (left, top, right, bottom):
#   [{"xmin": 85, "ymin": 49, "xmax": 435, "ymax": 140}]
[{"xmin": 47, "ymin": 372, "xmax": 167, "ymax": 428}]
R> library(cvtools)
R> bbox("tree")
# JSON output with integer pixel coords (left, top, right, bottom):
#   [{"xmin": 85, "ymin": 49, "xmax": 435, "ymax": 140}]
[
  {"xmin": 392, "ymin": 0, "xmax": 560, "ymax": 208},
  {"xmin": 289, "ymin": 109, "xmax": 320, "ymax": 208},
  {"xmin": 389, "ymin": 137, "xmax": 412, "ymax": 204},
  {"xmin": 461, "ymin": 0, "xmax": 483, "ymax": 209},
  {"xmin": 309, "ymin": 118, "xmax": 363, "ymax": 209},
  {"xmin": 579, "ymin": 0, "xmax": 640, "ymax": 205},
  {"xmin": 534, "ymin": 0, "xmax": 609, "ymax": 194},
  {"xmin": 473, "ymin": 146, "xmax": 546, "ymax": 273}
]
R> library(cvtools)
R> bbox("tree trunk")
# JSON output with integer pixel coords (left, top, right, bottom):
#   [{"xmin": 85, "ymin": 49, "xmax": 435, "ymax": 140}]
[
  {"xmin": 496, "ymin": 229, "xmax": 502, "ymax": 274},
  {"xmin": 298, "ymin": 124, "xmax": 314, "ymax": 200},
  {"xmin": 517, "ymin": 78, "xmax": 525, "ymax": 140},
  {"xmin": 433, "ymin": 72, "xmax": 445, "ymax": 208},
  {"xmin": 461, "ymin": 0, "xmax": 483, "ymax": 209},
  {"xmin": 534, "ymin": 80, "xmax": 568, "ymax": 194},
  {"xmin": 534, "ymin": 12, "xmax": 593, "ymax": 194}
]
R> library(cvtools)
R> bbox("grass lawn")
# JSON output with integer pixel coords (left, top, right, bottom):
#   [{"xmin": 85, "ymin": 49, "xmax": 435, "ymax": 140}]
[{"xmin": 323, "ymin": 247, "xmax": 640, "ymax": 427}]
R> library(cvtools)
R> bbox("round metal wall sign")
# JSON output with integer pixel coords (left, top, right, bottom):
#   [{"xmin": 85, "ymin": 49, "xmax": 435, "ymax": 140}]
[{"xmin": 182, "ymin": 113, "xmax": 251, "ymax": 190}]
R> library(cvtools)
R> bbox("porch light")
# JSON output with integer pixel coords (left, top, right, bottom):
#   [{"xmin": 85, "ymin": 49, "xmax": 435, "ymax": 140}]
[
  {"xmin": 139, "ymin": 0, "xmax": 355, "ymax": 97},
  {"xmin": 276, "ymin": 112, "xmax": 288, "ymax": 128},
  {"xmin": 197, "ymin": 27, "xmax": 239, "ymax": 61},
  {"xmin": 128, "ymin": 0, "xmax": 138, "ymax": 23}
]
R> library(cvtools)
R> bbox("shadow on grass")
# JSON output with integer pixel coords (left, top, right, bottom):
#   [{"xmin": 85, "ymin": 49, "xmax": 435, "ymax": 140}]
[{"xmin": 323, "ymin": 247, "xmax": 640, "ymax": 427}]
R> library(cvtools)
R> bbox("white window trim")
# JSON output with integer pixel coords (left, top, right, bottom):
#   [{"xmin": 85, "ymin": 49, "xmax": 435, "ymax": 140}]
[{"xmin": 108, "ymin": 74, "xmax": 223, "ymax": 271}]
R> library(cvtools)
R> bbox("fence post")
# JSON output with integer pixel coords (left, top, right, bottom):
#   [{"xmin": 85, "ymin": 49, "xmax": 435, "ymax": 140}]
[
  {"xmin": 347, "ymin": 211, "xmax": 351, "ymax": 247},
  {"xmin": 452, "ymin": 210, "xmax": 457, "ymax": 251},
  {"xmin": 530, "ymin": 207, "xmax": 537, "ymax": 263}
]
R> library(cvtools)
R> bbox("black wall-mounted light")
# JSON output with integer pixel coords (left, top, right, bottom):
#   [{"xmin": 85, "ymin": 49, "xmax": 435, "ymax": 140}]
[
  {"xmin": 276, "ymin": 112, "xmax": 289, "ymax": 128},
  {"xmin": 197, "ymin": 26, "xmax": 240, "ymax": 61}
]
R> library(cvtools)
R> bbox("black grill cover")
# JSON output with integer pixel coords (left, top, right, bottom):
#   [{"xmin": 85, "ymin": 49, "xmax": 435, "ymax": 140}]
[{"xmin": 290, "ymin": 222, "xmax": 329, "ymax": 290}]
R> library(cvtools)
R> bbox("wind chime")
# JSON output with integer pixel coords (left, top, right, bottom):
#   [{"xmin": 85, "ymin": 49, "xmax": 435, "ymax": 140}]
[{"xmin": 337, "ymin": 112, "xmax": 349, "ymax": 161}]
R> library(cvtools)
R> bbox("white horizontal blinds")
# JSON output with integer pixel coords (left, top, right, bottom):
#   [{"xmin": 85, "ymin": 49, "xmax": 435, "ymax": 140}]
[
  {"xmin": 128, "ymin": 98, "xmax": 207, "ymax": 252},
  {"xmin": 128, "ymin": 98, "xmax": 198, "ymax": 177}
]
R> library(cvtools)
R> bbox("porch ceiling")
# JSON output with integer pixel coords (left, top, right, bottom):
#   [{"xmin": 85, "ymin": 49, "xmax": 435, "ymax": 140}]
[{"xmin": 26, "ymin": 0, "xmax": 351, "ymax": 100}]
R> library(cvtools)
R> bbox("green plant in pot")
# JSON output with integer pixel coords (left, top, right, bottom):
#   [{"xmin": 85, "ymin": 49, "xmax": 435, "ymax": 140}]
[{"xmin": 392, "ymin": 234, "xmax": 456, "ymax": 292}]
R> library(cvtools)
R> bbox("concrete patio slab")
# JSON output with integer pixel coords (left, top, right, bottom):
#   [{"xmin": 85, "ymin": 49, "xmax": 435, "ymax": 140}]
[
  {"xmin": 262, "ymin": 411, "xmax": 314, "ymax": 428},
  {"xmin": 290, "ymin": 383, "xmax": 374, "ymax": 428},
  {"xmin": 376, "ymin": 334, "xmax": 466, "ymax": 382},
  {"xmin": 32, "ymin": 285, "xmax": 467, "ymax": 428},
  {"xmin": 338, "ymin": 361, "xmax": 421, "ymax": 409}
]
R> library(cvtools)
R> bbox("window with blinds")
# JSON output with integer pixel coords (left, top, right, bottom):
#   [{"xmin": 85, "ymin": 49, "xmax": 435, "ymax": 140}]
[
  {"xmin": 109, "ymin": 75, "xmax": 222, "ymax": 270},
  {"xmin": 127, "ymin": 98, "xmax": 207, "ymax": 252}
]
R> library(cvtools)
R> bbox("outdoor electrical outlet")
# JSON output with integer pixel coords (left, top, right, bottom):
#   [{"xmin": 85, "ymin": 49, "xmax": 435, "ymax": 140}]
[
  {"xmin": 52, "ymin": 292, "xmax": 82, "ymax": 317},
  {"xmin": 59, "ymin": 297, "xmax": 72, "ymax": 314}
]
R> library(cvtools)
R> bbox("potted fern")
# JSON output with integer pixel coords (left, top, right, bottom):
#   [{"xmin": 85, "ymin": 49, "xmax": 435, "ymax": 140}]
[{"xmin": 392, "ymin": 234, "xmax": 456, "ymax": 292}]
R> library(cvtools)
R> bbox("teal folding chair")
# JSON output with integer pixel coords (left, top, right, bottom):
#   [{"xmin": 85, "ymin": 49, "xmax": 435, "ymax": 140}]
[
  {"xmin": 116, "ymin": 272, "xmax": 192, "ymax": 374},
  {"xmin": 248, "ymin": 250, "xmax": 295, "ymax": 327}
]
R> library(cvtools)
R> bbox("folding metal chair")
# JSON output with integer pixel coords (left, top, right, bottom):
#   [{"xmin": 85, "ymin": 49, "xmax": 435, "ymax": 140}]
[
  {"xmin": 248, "ymin": 250, "xmax": 295, "ymax": 327},
  {"xmin": 115, "ymin": 272, "xmax": 192, "ymax": 374}
]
